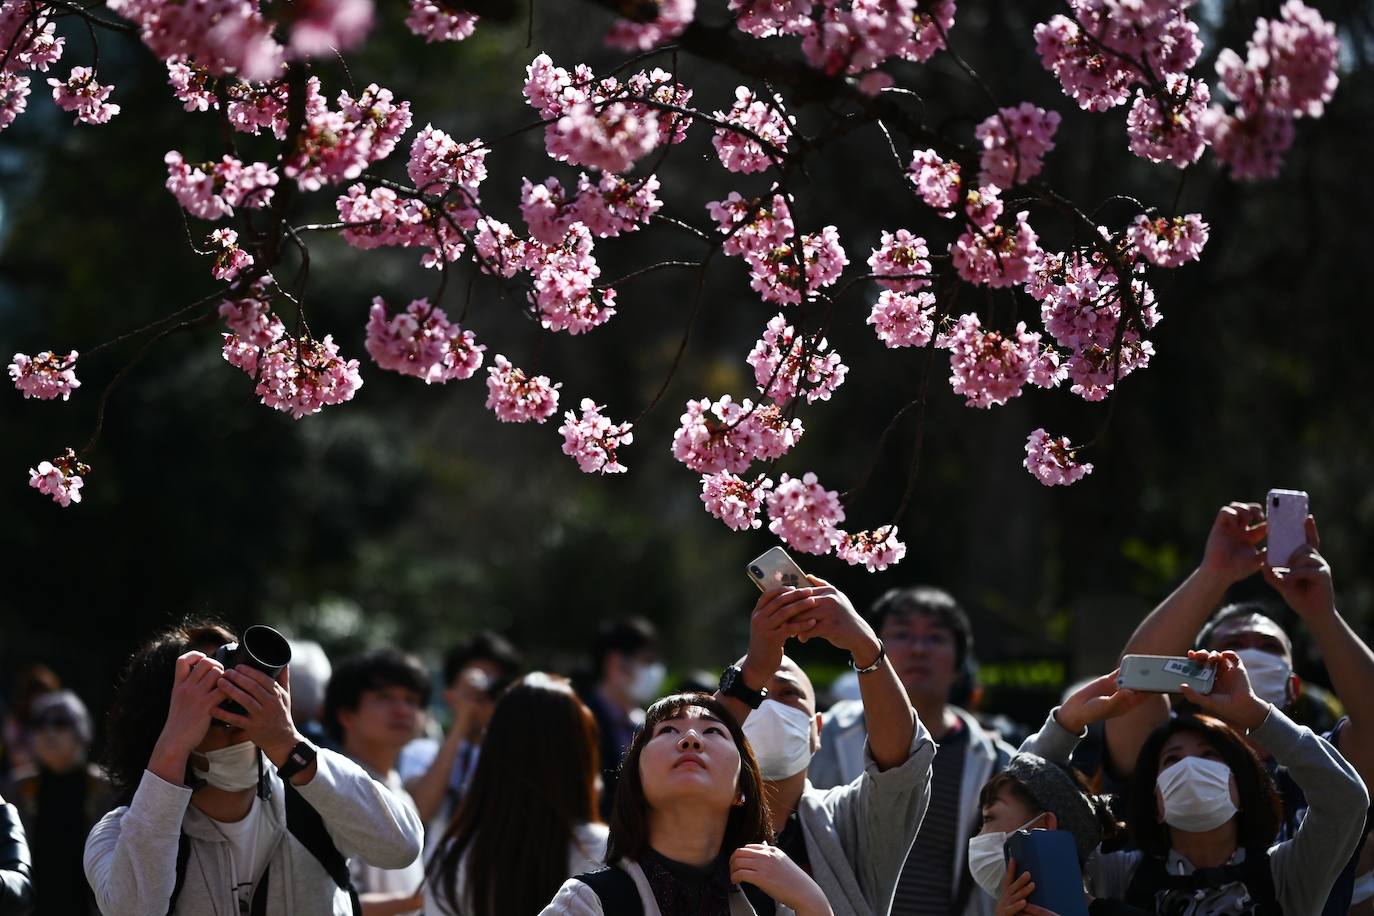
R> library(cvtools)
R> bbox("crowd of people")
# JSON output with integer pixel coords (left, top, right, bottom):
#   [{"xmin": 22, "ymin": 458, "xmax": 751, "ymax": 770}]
[{"xmin": 0, "ymin": 501, "xmax": 1371, "ymax": 916}]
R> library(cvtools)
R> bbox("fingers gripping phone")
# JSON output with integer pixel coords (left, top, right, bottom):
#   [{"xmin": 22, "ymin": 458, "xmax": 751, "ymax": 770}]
[
  {"xmin": 1266, "ymin": 489, "xmax": 1309, "ymax": 571},
  {"xmin": 747, "ymin": 546, "xmax": 809, "ymax": 592},
  {"xmin": 1117, "ymin": 655, "xmax": 1216, "ymax": 695}
]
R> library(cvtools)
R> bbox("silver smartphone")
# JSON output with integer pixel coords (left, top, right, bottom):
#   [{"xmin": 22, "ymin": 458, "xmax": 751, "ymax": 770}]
[
  {"xmin": 747, "ymin": 546, "xmax": 810, "ymax": 592},
  {"xmin": 1117, "ymin": 655, "xmax": 1216, "ymax": 695},
  {"xmin": 1266, "ymin": 489, "xmax": 1309, "ymax": 571}
]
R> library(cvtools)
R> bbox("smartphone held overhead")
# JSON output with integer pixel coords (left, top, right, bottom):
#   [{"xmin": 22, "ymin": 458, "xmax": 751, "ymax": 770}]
[
  {"xmin": 1266, "ymin": 488, "xmax": 1309, "ymax": 571},
  {"xmin": 747, "ymin": 546, "xmax": 810, "ymax": 592},
  {"xmin": 1118, "ymin": 654, "xmax": 1216, "ymax": 695}
]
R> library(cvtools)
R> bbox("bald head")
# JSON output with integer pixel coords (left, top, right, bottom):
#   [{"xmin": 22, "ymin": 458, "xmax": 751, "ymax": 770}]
[{"xmin": 734, "ymin": 654, "xmax": 817, "ymax": 715}]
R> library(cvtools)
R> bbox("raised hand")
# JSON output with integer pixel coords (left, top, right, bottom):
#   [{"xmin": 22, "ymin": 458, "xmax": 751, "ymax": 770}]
[
  {"xmin": 149, "ymin": 651, "xmax": 227, "ymax": 784},
  {"xmin": 1179, "ymin": 650, "xmax": 1270, "ymax": 732},
  {"xmin": 211, "ymin": 664, "xmax": 303, "ymax": 764},
  {"xmin": 786, "ymin": 576, "xmax": 879, "ymax": 662},
  {"xmin": 742, "ymin": 587, "xmax": 819, "ymax": 687},
  {"xmin": 1200, "ymin": 502, "xmax": 1267, "ymax": 585},
  {"xmin": 1264, "ymin": 515, "xmax": 1335, "ymax": 622},
  {"xmin": 1055, "ymin": 670, "xmax": 1150, "ymax": 734},
  {"xmin": 730, "ymin": 843, "xmax": 833, "ymax": 916}
]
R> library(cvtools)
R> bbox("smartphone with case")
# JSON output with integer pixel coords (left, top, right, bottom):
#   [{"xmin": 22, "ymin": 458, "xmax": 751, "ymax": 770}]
[
  {"xmin": 1118, "ymin": 654, "xmax": 1216, "ymax": 695},
  {"xmin": 1004, "ymin": 830, "xmax": 1089, "ymax": 916},
  {"xmin": 1266, "ymin": 489, "xmax": 1309, "ymax": 571},
  {"xmin": 747, "ymin": 546, "xmax": 810, "ymax": 592}
]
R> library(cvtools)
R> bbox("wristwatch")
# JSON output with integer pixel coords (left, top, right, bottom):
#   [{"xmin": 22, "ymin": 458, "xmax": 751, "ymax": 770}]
[
  {"xmin": 719, "ymin": 665, "xmax": 768, "ymax": 709},
  {"xmin": 275, "ymin": 740, "xmax": 317, "ymax": 781}
]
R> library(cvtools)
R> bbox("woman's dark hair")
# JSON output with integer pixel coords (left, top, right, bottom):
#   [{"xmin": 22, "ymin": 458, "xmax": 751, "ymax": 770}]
[
  {"xmin": 427, "ymin": 673, "xmax": 601, "ymax": 916},
  {"xmin": 101, "ymin": 619, "xmax": 237, "ymax": 803},
  {"xmin": 1127, "ymin": 714, "xmax": 1281, "ymax": 858},
  {"xmin": 978, "ymin": 768, "xmax": 1125, "ymax": 865},
  {"xmin": 323, "ymin": 648, "xmax": 431, "ymax": 742},
  {"xmin": 605, "ymin": 692, "xmax": 772, "ymax": 866}
]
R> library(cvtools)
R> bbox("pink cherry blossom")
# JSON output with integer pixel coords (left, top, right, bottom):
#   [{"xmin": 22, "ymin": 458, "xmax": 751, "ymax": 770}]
[
  {"xmin": 407, "ymin": 125, "xmax": 488, "ymax": 197},
  {"xmin": 365, "ymin": 297, "xmax": 485, "ymax": 384},
  {"xmin": 974, "ymin": 103, "xmax": 1060, "ymax": 187},
  {"xmin": 520, "ymin": 173, "xmax": 662, "ymax": 246},
  {"xmin": 605, "ymin": 0, "xmax": 694, "ymax": 51},
  {"xmin": 219, "ymin": 289, "xmax": 284, "ymax": 350},
  {"xmin": 47, "ymin": 67, "xmax": 119, "ymax": 124},
  {"xmin": 1200, "ymin": 105, "xmax": 1294, "ymax": 180},
  {"xmin": 712, "ymin": 86, "xmax": 793, "ymax": 174},
  {"xmin": 951, "ymin": 210, "xmax": 1040, "ymax": 288},
  {"xmin": 287, "ymin": 0, "xmax": 374, "ymax": 56},
  {"xmin": 0, "ymin": 2, "xmax": 64, "ymax": 79},
  {"xmin": 700, "ymin": 471, "xmax": 774, "ymax": 531},
  {"xmin": 252, "ymin": 334, "xmax": 363, "ymax": 419},
  {"xmin": 1126, "ymin": 76, "xmax": 1210, "ymax": 166},
  {"xmin": 1024, "ymin": 428, "xmax": 1093, "ymax": 486},
  {"xmin": 225, "ymin": 80, "xmax": 290, "ymax": 138},
  {"xmin": 485, "ymin": 355, "xmax": 561, "ymax": 423},
  {"xmin": 867, "ymin": 290, "xmax": 936, "ymax": 348},
  {"xmin": 868, "ymin": 229, "xmax": 931, "ymax": 293},
  {"xmin": 9, "ymin": 350, "xmax": 80, "ymax": 400},
  {"xmin": 746, "ymin": 313, "xmax": 848, "ymax": 405},
  {"xmin": 405, "ymin": 0, "xmax": 477, "ymax": 42},
  {"xmin": 524, "ymin": 223, "xmax": 617, "ymax": 335},
  {"xmin": 836, "ymin": 525, "xmax": 907, "ymax": 572},
  {"xmin": 1033, "ymin": 14, "xmax": 1135, "ymax": 112},
  {"xmin": 558, "ymin": 398, "xmax": 634, "ymax": 474},
  {"xmin": 934, "ymin": 313, "xmax": 1056, "ymax": 408},
  {"xmin": 207, "ymin": 228, "xmax": 253, "ymax": 281},
  {"xmin": 671, "ymin": 396, "xmax": 804, "ymax": 473},
  {"xmin": 728, "ymin": 0, "xmax": 813, "ymax": 39},
  {"xmin": 1128, "ymin": 213, "xmax": 1209, "ymax": 267},
  {"xmin": 284, "ymin": 79, "xmax": 412, "ymax": 192},
  {"xmin": 0, "ymin": 73, "xmax": 31, "ymax": 133},
  {"xmin": 963, "ymin": 185, "xmax": 1004, "ymax": 229},
  {"xmin": 907, "ymin": 149, "xmax": 962, "ymax": 214},
  {"xmin": 28, "ymin": 449, "xmax": 87, "ymax": 507},
  {"xmin": 471, "ymin": 217, "xmax": 529, "ymax": 278},
  {"xmin": 1215, "ymin": 1, "xmax": 1339, "ymax": 119},
  {"xmin": 104, "ymin": 0, "xmax": 284, "ymax": 81},
  {"xmin": 165, "ymin": 151, "xmax": 278, "ymax": 220},
  {"xmin": 766, "ymin": 471, "xmax": 845, "ymax": 557},
  {"xmin": 335, "ymin": 183, "xmax": 469, "ymax": 269},
  {"xmin": 797, "ymin": 0, "xmax": 957, "ymax": 83},
  {"xmin": 167, "ymin": 59, "xmax": 215, "ymax": 112}
]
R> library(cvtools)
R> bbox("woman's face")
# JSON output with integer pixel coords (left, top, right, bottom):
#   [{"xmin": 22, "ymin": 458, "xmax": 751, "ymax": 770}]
[
  {"xmin": 979, "ymin": 784, "xmax": 1048, "ymax": 836},
  {"xmin": 639, "ymin": 706, "xmax": 742, "ymax": 813},
  {"xmin": 1154, "ymin": 730, "xmax": 1241, "ymax": 817}
]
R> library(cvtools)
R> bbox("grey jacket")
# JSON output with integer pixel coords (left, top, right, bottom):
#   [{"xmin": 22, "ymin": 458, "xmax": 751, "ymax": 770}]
[
  {"xmin": 810, "ymin": 702, "xmax": 1013, "ymax": 916},
  {"xmin": 83, "ymin": 749, "xmax": 424, "ymax": 916},
  {"xmin": 1020, "ymin": 705, "xmax": 1370, "ymax": 916}
]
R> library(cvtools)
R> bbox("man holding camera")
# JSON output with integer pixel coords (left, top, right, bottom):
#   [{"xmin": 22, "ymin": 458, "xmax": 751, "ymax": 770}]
[{"xmin": 83, "ymin": 621, "xmax": 423, "ymax": 916}]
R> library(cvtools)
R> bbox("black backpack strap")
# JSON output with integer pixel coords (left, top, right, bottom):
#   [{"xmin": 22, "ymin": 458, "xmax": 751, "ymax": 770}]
[
  {"xmin": 284, "ymin": 781, "xmax": 363, "ymax": 916},
  {"xmin": 165, "ymin": 832, "xmax": 192, "ymax": 916},
  {"xmin": 574, "ymin": 867, "xmax": 644, "ymax": 916}
]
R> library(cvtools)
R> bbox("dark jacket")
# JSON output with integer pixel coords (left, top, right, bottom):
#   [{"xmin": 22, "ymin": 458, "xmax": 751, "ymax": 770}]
[{"xmin": 0, "ymin": 803, "xmax": 33, "ymax": 916}]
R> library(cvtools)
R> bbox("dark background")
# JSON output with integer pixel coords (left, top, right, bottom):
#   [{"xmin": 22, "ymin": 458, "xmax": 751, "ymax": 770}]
[{"xmin": 2, "ymin": 0, "xmax": 1372, "ymax": 731}]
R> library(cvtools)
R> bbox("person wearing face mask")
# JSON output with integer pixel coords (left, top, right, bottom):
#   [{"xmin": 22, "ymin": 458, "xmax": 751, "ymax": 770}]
[
  {"xmin": 7, "ymin": 690, "xmax": 112, "ymax": 915},
  {"xmin": 581, "ymin": 618, "xmax": 665, "ymax": 821},
  {"xmin": 83, "ymin": 620, "xmax": 424, "ymax": 916},
  {"xmin": 713, "ymin": 579, "xmax": 935, "ymax": 916},
  {"xmin": 1020, "ymin": 650, "xmax": 1368, "ymax": 915},
  {"xmin": 1103, "ymin": 503, "xmax": 1374, "ymax": 914}
]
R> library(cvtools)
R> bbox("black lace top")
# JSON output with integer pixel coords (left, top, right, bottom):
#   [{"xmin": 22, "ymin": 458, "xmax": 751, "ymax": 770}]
[{"xmin": 640, "ymin": 848, "xmax": 734, "ymax": 916}]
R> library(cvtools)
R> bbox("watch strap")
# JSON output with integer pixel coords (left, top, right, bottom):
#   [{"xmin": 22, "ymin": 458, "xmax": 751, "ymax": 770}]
[{"xmin": 276, "ymin": 740, "xmax": 317, "ymax": 781}]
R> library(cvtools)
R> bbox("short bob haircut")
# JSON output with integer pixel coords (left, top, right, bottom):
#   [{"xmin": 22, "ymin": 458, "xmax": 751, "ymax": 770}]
[
  {"xmin": 606, "ymin": 692, "xmax": 771, "ymax": 865},
  {"xmin": 1126, "ymin": 714, "xmax": 1281, "ymax": 858}
]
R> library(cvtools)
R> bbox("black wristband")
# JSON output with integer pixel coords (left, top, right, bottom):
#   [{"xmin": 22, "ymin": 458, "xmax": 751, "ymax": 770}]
[
  {"xmin": 275, "ymin": 740, "xmax": 317, "ymax": 781},
  {"xmin": 719, "ymin": 664, "xmax": 768, "ymax": 709}
]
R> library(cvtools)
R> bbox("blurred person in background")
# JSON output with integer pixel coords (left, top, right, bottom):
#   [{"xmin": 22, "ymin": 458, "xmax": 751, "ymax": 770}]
[
  {"xmin": 540, "ymin": 693, "xmax": 833, "ymax": 916},
  {"xmin": 0, "ymin": 667, "xmax": 60, "ymax": 782},
  {"xmin": 288, "ymin": 640, "xmax": 335, "ymax": 750},
  {"xmin": 7, "ymin": 691, "xmax": 111, "ymax": 915},
  {"xmin": 326, "ymin": 649, "xmax": 431, "ymax": 916},
  {"xmin": 810, "ymin": 585, "xmax": 1013, "ymax": 916},
  {"xmin": 425, "ymin": 673, "xmax": 605, "ymax": 916},
  {"xmin": 580, "ymin": 618, "xmax": 664, "ymax": 820},
  {"xmin": 85, "ymin": 620, "xmax": 423, "ymax": 916},
  {"xmin": 0, "ymin": 791, "xmax": 33, "ymax": 916},
  {"xmin": 401, "ymin": 631, "xmax": 522, "ymax": 847}
]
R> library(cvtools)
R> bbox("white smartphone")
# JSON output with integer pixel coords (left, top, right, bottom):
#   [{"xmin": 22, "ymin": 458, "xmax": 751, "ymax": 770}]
[
  {"xmin": 1266, "ymin": 489, "xmax": 1309, "ymax": 570},
  {"xmin": 1117, "ymin": 655, "xmax": 1216, "ymax": 695},
  {"xmin": 747, "ymin": 546, "xmax": 810, "ymax": 592}
]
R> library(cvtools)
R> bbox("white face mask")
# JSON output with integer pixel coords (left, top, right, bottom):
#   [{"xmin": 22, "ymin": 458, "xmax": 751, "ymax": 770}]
[
  {"xmin": 1234, "ymin": 648, "xmax": 1292, "ymax": 708},
  {"xmin": 742, "ymin": 699, "xmax": 814, "ymax": 781},
  {"xmin": 191, "ymin": 740, "xmax": 261, "ymax": 792},
  {"xmin": 1157, "ymin": 756, "xmax": 1237, "ymax": 833},
  {"xmin": 967, "ymin": 814, "xmax": 1047, "ymax": 898},
  {"xmin": 629, "ymin": 661, "xmax": 666, "ymax": 706}
]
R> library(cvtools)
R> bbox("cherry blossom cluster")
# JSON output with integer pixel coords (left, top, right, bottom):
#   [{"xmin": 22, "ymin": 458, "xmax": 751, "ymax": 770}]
[
  {"xmin": 974, "ymin": 103, "xmax": 1060, "ymax": 187},
  {"xmin": 934, "ymin": 313, "xmax": 1062, "ymax": 408},
  {"xmin": 952, "ymin": 207, "xmax": 1042, "ymax": 288},
  {"xmin": 47, "ymin": 66, "xmax": 119, "ymax": 124},
  {"xmin": 604, "ymin": 0, "xmax": 694, "ymax": 51},
  {"xmin": 405, "ymin": 0, "xmax": 478, "ymax": 43},
  {"xmin": 524, "ymin": 223, "xmax": 618, "ymax": 335},
  {"xmin": 9, "ymin": 350, "xmax": 80, "ymax": 400},
  {"xmin": 706, "ymin": 191, "xmax": 848, "ymax": 306},
  {"xmin": 285, "ymin": 80, "xmax": 412, "ymax": 191},
  {"xmin": 407, "ymin": 125, "xmax": 488, "ymax": 199},
  {"xmin": 0, "ymin": 0, "xmax": 62, "ymax": 134},
  {"xmin": 836, "ymin": 526, "xmax": 907, "ymax": 571},
  {"xmin": 520, "ymin": 173, "xmax": 662, "ymax": 246},
  {"xmin": 207, "ymin": 228, "xmax": 253, "ymax": 282},
  {"xmin": 1024, "ymin": 428, "xmax": 1093, "ymax": 486},
  {"xmin": 766, "ymin": 471, "xmax": 844, "ymax": 556},
  {"xmin": 485, "ymin": 355, "xmax": 561, "ymax": 423},
  {"xmin": 1128, "ymin": 213, "xmax": 1208, "ymax": 267},
  {"xmin": 700, "ymin": 471, "xmax": 774, "ymax": 531},
  {"xmin": 523, "ymin": 53, "xmax": 692, "ymax": 174},
  {"xmin": 868, "ymin": 229, "xmax": 932, "ymax": 293},
  {"xmin": 907, "ymin": 149, "xmax": 962, "ymax": 214},
  {"xmin": 1205, "ymin": 1, "xmax": 1339, "ymax": 179},
  {"xmin": 219, "ymin": 288, "xmax": 284, "ymax": 351},
  {"xmin": 746, "ymin": 313, "xmax": 848, "ymax": 404},
  {"xmin": 164, "ymin": 151, "xmax": 278, "ymax": 220},
  {"xmin": 712, "ymin": 86, "xmax": 793, "ymax": 174},
  {"xmin": 251, "ymin": 334, "xmax": 364, "ymax": 419},
  {"xmin": 336, "ymin": 184, "xmax": 466, "ymax": 269},
  {"xmin": 672, "ymin": 396, "xmax": 804, "ymax": 474},
  {"xmin": 558, "ymin": 398, "xmax": 634, "ymax": 474},
  {"xmin": 868, "ymin": 290, "xmax": 937, "ymax": 349},
  {"xmin": 28, "ymin": 448, "xmax": 87, "ymax": 507},
  {"xmin": 1125, "ymin": 75, "xmax": 1211, "ymax": 167},
  {"xmin": 364, "ymin": 297, "xmax": 485, "ymax": 384}
]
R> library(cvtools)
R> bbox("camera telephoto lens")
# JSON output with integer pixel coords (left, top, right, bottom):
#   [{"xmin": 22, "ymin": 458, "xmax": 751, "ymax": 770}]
[{"xmin": 750, "ymin": 565, "xmax": 764, "ymax": 578}]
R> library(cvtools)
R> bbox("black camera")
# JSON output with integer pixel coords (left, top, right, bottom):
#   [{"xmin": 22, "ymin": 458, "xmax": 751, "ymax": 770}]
[
  {"xmin": 750, "ymin": 565, "xmax": 764, "ymax": 579},
  {"xmin": 212, "ymin": 625, "xmax": 292, "ymax": 719}
]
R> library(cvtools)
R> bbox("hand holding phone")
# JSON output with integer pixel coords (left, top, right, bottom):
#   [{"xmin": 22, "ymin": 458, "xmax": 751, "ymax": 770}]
[
  {"xmin": 1266, "ymin": 489, "xmax": 1309, "ymax": 571},
  {"xmin": 1117, "ymin": 655, "xmax": 1216, "ymax": 695}
]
